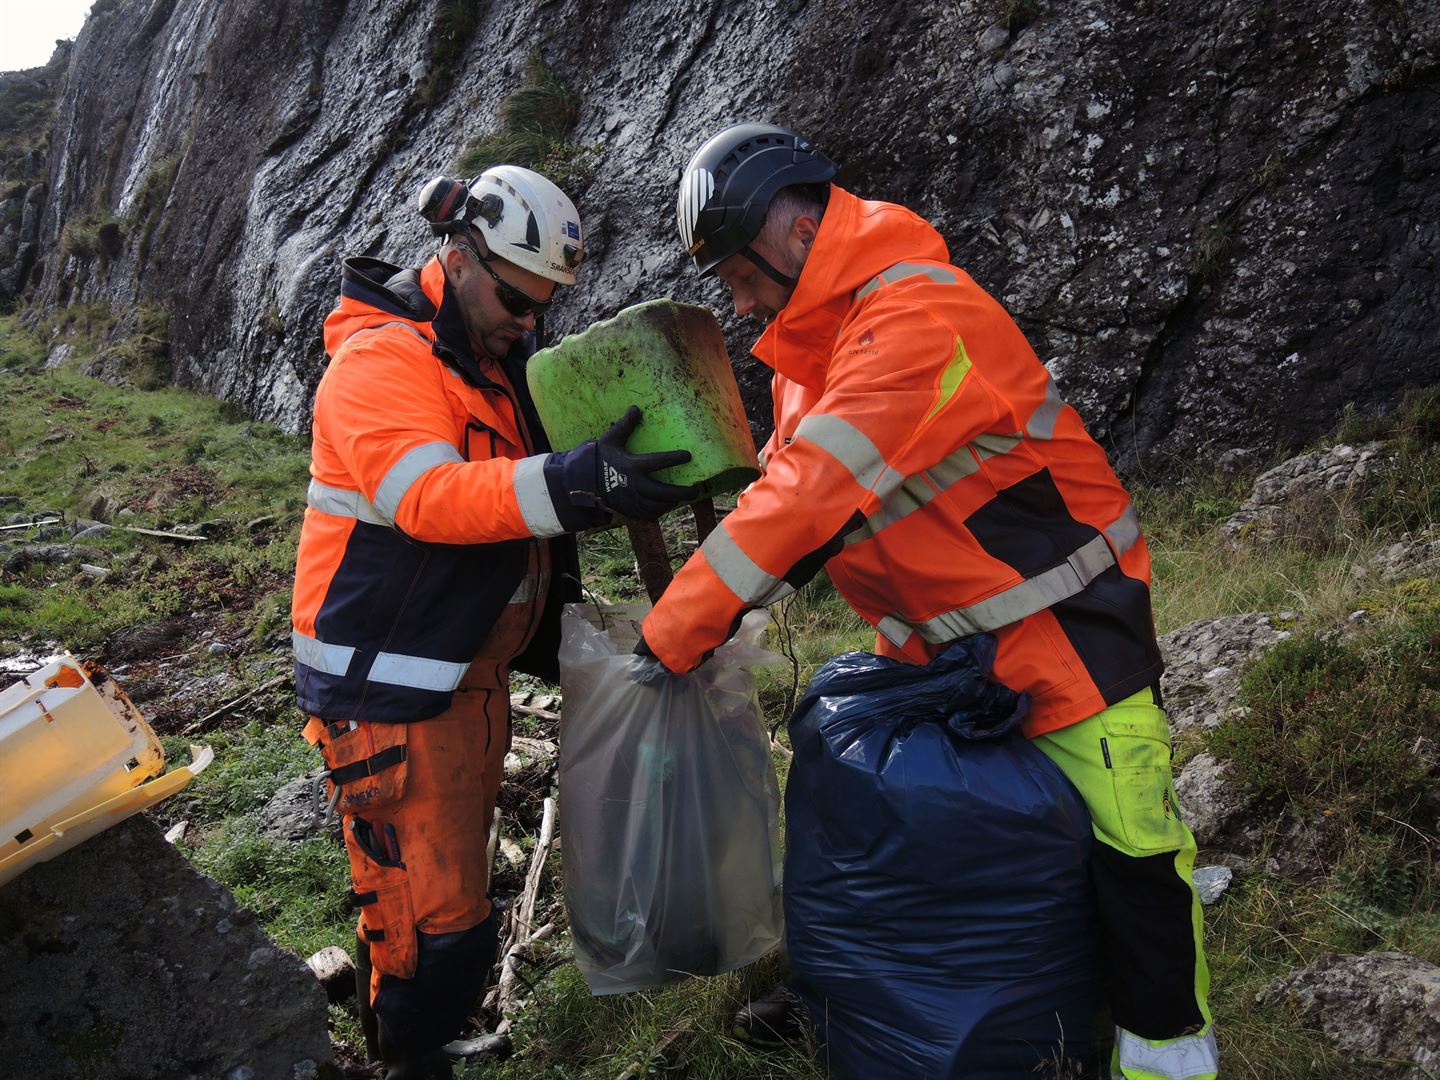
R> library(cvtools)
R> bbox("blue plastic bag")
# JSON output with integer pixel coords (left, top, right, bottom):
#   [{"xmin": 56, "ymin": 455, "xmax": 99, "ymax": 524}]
[{"xmin": 785, "ymin": 636, "xmax": 1098, "ymax": 1078}]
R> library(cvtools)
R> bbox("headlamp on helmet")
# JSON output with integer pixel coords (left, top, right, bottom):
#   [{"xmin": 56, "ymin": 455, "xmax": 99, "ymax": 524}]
[{"xmin": 416, "ymin": 165, "xmax": 586, "ymax": 287}]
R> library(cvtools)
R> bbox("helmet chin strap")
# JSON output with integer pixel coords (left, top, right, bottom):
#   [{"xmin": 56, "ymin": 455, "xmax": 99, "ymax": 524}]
[{"xmin": 741, "ymin": 245, "xmax": 797, "ymax": 289}]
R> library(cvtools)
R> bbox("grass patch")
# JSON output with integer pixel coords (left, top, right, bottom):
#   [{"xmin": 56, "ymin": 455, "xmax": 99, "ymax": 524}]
[
  {"xmin": 0, "ymin": 313, "xmax": 47, "ymax": 370},
  {"xmin": 132, "ymin": 154, "xmax": 180, "ymax": 266},
  {"xmin": 163, "ymin": 718, "xmax": 316, "ymax": 819},
  {"xmin": 1209, "ymin": 606, "xmax": 1440, "ymax": 836},
  {"xmin": 60, "ymin": 210, "xmax": 127, "ymax": 264},
  {"xmin": 94, "ymin": 302, "xmax": 171, "ymax": 389},
  {"xmin": 456, "ymin": 49, "xmax": 598, "ymax": 195},
  {"xmin": 411, "ymin": 0, "xmax": 481, "ymax": 109},
  {"xmin": 188, "ymin": 817, "xmax": 352, "ymax": 958},
  {"xmin": 0, "ymin": 364, "xmax": 308, "ymax": 654},
  {"xmin": 489, "ymin": 930, "xmax": 818, "ymax": 1079}
]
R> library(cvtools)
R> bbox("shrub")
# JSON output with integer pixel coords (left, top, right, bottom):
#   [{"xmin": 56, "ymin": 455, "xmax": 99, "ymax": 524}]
[
  {"xmin": 1209, "ymin": 608, "xmax": 1440, "ymax": 841},
  {"xmin": 456, "ymin": 49, "xmax": 598, "ymax": 195},
  {"xmin": 60, "ymin": 212, "xmax": 125, "ymax": 262}
]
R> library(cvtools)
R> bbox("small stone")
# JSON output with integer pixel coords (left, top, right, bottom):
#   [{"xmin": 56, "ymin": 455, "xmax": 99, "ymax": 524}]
[
  {"xmin": 979, "ymin": 24, "xmax": 1010, "ymax": 52},
  {"xmin": 78, "ymin": 563, "xmax": 110, "ymax": 581},
  {"xmin": 306, "ymin": 945, "xmax": 357, "ymax": 1004},
  {"xmin": 1347, "ymin": 609, "xmax": 1369, "ymax": 624},
  {"xmin": 1193, "ymin": 865, "xmax": 1233, "ymax": 904},
  {"xmin": 74, "ymin": 524, "xmax": 111, "ymax": 539}
]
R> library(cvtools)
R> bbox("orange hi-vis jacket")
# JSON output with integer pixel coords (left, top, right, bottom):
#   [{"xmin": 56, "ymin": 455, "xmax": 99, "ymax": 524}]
[
  {"xmin": 642, "ymin": 186, "xmax": 1162, "ymax": 737},
  {"xmin": 291, "ymin": 256, "xmax": 582, "ymax": 723}
]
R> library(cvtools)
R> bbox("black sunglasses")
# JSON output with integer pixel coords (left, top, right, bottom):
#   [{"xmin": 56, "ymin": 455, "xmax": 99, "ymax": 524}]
[{"xmin": 457, "ymin": 241, "xmax": 552, "ymax": 318}]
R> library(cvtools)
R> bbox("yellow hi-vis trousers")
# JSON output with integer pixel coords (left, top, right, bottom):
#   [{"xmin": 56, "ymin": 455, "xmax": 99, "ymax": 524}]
[{"xmin": 1033, "ymin": 688, "xmax": 1219, "ymax": 1080}]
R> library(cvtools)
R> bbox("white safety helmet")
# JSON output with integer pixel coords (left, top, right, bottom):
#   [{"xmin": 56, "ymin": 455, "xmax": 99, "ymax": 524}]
[{"xmin": 416, "ymin": 165, "xmax": 585, "ymax": 286}]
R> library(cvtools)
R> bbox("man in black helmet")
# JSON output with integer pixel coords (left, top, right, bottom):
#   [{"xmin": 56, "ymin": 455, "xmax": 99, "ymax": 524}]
[{"xmin": 642, "ymin": 124, "xmax": 1218, "ymax": 1080}]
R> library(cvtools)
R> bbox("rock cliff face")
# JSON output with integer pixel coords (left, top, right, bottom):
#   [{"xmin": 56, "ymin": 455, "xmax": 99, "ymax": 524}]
[{"xmin": 4, "ymin": 0, "xmax": 1437, "ymax": 472}]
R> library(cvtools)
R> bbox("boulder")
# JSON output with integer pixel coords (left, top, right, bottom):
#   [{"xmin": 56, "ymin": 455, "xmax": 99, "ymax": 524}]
[
  {"xmin": 1354, "ymin": 524, "xmax": 1440, "ymax": 585},
  {"xmin": 1258, "ymin": 952, "xmax": 1440, "ymax": 1075},
  {"xmin": 259, "ymin": 772, "xmax": 338, "ymax": 843},
  {"xmin": 1223, "ymin": 442, "xmax": 1395, "ymax": 547},
  {"xmin": 0, "ymin": 815, "xmax": 333, "ymax": 1077},
  {"xmin": 1159, "ymin": 613, "xmax": 1292, "ymax": 733},
  {"xmin": 1174, "ymin": 751, "xmax": 1256, "ymax": 849}
]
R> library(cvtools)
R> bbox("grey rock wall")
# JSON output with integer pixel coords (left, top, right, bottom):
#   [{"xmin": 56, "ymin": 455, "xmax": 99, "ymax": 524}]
[{"xmin": 7, "ymin": 0, "xmax": 1439, "ymax": 474}]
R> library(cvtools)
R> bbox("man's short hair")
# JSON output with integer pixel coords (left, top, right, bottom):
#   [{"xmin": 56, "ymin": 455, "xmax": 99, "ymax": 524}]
[{"xmin": 757, "ymin": 183, "xmax": 828, "ymax": 252}]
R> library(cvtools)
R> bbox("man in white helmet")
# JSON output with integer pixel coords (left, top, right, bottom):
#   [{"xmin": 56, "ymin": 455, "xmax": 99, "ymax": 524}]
[{"xmin": 291, "ymin": 165, "xmax": 697, "ymax": 1078}]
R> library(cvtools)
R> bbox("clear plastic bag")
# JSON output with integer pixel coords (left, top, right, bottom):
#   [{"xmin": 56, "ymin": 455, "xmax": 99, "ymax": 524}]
[{"xmin": 557, "ymin": 603, "xmax": 784, "ymax": 995}]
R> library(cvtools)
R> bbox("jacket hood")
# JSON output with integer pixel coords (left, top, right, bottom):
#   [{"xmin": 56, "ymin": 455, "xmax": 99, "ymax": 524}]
[
  {"xmin": 323, "ymin": 255, "xmax": 514, "ymax": 388},
  {"xmin": 752, "ymin": 185, "xmax": 951, "ymax": 389},
  {"xmin": 322, "ymin": 256, "xmax": 446, "ymax": 358}
]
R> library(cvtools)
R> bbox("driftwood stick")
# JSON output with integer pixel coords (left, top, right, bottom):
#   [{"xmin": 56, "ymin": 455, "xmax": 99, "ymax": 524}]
[
  {"xmin": 625, "ymin": 520, "xmax": 673, "ymax": 604},
  {"xmin": 519, "ymin": 797, "xmax": 557, "ymax": 936},
  {"xmin": 180, "ymin": 673, "xmax": 288, "ymax": 734},
  {"xmin": 690, "ymin": 499, "xmax": 718, "ymax": 543},
  {"xmin": 510, "ymin": 702, "xmax": 560, "ymax": 722},
  {"xmin": 485, "ymin": 797, "xmax": 558, "ymax": 1016}
]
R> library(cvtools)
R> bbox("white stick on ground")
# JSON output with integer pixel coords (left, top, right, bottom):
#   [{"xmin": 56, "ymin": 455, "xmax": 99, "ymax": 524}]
[{"xmin": 484, "ymin": 796, "xmax": 558, "ymax": 1031}]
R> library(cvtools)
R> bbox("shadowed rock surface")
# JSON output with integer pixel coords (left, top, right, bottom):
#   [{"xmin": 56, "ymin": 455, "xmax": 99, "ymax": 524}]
[
  {"xmin": 1258, "ymin": 952, "xmax": 1440, "ymax": 1076},
  {"xmin": 0, "ymin": 0, "xmax": 1435, "ymax": 474},
  {"xmin": 0, "ymin": 815, "xmax": 333, "ymax": 1078}
]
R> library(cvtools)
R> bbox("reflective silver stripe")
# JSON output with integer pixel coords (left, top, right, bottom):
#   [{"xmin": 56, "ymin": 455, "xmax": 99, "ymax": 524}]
[
  {"xmin": 307, "ymin": 478, "xmax": 391, "ymax": 526},
  {"xmin": 369, "ymin": 652, "xmax": 469, "ymax": 693},
  {"xmin": 1026, "ymin": 376, "xmax": 1065, "ymax": 440},
  {"xmin": 928, "ymin": 446, "xmax": 983, "ymax": 489},
  {"xmin": 513, "ymin": 454, "xmax": 565, "ymax": 538},
  {"xmin": 793, "ymin": 414, "xmax": 905, "ymax": 500},
  {"xmin": 291, "ymin": 631, "xmax": 355, "ymax": 676},
  {"xmin": 876, "ymin": 615, "xmax": 914, "ymax": 649},
  {"xmin": 845, "ymin": 446, "xmax": 981, "ymax": 545},
  {"xmin": 893, "ymin": 533, "xmax": 1117, "ymax": 643},
  {"xmin": 508, "ymin": 574, "xmax": 539, "ymax": 604},
  {"xmin": 855, "ymin": 261, "xmax": 959, "ymax": 300},
  {"xmin": 971, "ymin": 432, "xmax": 1023, "ymax": 460},
  {"xmin": 373, "ymin": 441, "xmax": 465, "ymax": 521},
  {"xmin": 702, "ymin": 525, "xmax": 794, "ymax": 606},
  {"xmin": 1105, "ymin": 504, "xmax": 1142, "ymax": 557},
  {"xmin": 849, "ymin": 475, "xmax": 936, "ymax": 542},
  {"xmin": 1115, "ymin": 1027, "xmax": 1218, "ymax": 1080}
]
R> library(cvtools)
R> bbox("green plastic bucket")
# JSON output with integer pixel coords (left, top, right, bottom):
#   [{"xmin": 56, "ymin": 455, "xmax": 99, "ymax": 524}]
[{"xmin": 526, "ymin": 299, "xmax": 760, "ymax": 499}]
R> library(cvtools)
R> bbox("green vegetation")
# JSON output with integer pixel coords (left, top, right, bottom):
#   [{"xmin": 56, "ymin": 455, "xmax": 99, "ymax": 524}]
[
  {"xmin": 1212, "ymin": 609, "xmax": 1440, "ymax": 830},
  {"xmin": 3, "ymin": 313, "xmax": 1438, "ymax": 1075},
  {"xmin": 996, "ymin": 0, "xmax": 1039, "ymax": 33},
  {"xmin": 59, "ymin": 210, "xmax": 127, "ymax": 264},
  {"xmin": 1192, "ymin": 217, "xmax": 1234, "ymax": 281},
  {"xmin": 132, "ymin": 154, "xmax": 180, "ymax": 266},
  {"xmin": 413, "ymin": 0, "xmax": 481, "ymax": 109},
  {"xmin": 0, "ymin": 65, "xmax": 60, "ymax": 185},
  {"xmin": 456, "ymin": 49, "xmax": 599, "ymax": 196}
]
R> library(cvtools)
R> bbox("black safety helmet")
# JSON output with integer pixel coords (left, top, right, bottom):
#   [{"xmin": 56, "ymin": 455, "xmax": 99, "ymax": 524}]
[{"xmin": 676, "ymin": 123, "xmax": 836, "ymax": 282}]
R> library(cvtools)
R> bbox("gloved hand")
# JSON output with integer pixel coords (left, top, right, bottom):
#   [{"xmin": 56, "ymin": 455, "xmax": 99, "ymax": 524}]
[
  {"xmin": 631, "ymin": 632, "xmax": 678, "ymax": 685},
  {"xmin": 561, "ymin": 405, "xmax": 700, "ymax": 521}
]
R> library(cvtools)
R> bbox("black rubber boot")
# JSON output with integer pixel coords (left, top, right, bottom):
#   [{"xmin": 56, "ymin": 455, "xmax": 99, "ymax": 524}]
[
  {"xmin": 732, "ymin": 982, "xmax": 807, "ymax": 1047},
  {"xmin": 378, "ymin": 1025, "xmax": 453, "ymax": 1080},
  {"xmin": 354, "ymin": 935, "xmax": 381, "ymax": 1062}
]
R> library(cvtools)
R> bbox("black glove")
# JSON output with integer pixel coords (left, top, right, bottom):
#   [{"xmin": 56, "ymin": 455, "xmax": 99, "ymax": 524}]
[{"xmin": 561, "ymin": 405, "xmax": 700, "ymax": 521}]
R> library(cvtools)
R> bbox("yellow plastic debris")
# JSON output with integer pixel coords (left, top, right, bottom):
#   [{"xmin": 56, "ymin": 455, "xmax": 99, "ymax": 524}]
[{"xmin": 0, "ymin": 656, "xmax": 212, "ymax": 888}]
